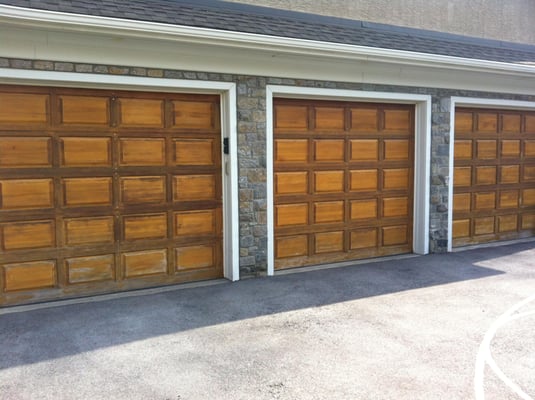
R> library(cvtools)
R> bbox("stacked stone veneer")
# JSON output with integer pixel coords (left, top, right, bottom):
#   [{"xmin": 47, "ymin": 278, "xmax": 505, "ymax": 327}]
[{"xmin": 2, "ymin": 58, "xmax": 535, "ymax": 275}]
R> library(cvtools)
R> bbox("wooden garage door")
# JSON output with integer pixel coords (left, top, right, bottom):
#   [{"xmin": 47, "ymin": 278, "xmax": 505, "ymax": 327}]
[
  {"xmin": 0, "ymin": 85, "xmax": 223, "ymax": 306},
  {"xmin": 452, "ymin": 108, "xmax": 535, "ymax": 246},
  {"xmin": 273, "ymin": 99, "xmax": 414, "ymax": 269}
]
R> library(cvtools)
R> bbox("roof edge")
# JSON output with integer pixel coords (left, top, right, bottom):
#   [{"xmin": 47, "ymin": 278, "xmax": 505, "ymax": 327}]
[{"xmin": 1, "ymin": 4, "xmax": 535, "ymax": 77}]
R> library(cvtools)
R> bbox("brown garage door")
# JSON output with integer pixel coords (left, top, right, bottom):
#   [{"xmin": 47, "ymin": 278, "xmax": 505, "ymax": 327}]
[
  {"xmin": 273, "ymin": 99, "xmax": 414, "ymax": 269},
  {"xmin": 0, "ymin": 85, "xmax": 223, "ymax": 306},
  {"xmin": 452, "ymin": 108, "xmax": 535, "ymax": 246}
]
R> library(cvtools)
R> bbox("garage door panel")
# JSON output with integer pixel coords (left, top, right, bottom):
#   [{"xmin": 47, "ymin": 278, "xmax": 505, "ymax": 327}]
[
  {"xmin": 454, "ymin": 167, "xmax": 472, "ymax": 187},
  {"xmin": 525, "ymin": 114, "xmax": 535, "ymax": 133},
  {"xmin": 454, "ymin": 140, "xmax": 472, "ymax": 160},
  {"xmin": 61, "ymin": 137, "xmax": 112, "ymax": 167},
  {"xmin": 0, "ymin": 93, "xmax": 49, "ymax": 125},
  {"xmin": 274, "ymin": 100, "xmax": 413, "ymax": 269},
  {"xmin": 3, "ymin": 261, "xmax": 57, "ymax": 292},
  {"xmin": 0, "ymin": 179, "xmax": 53, "ymax": 210},
  {"xmin": 119, "ymin": 138, "xmax": 166, "ymax": 166},
  {"xmin": 118, "ymin": 98, "xmax": 164, "ymax": 127},
  {"xmin": 455, "ymin": 112, "xmax": 473, "ymax": 132},
  {"xmin": 1, "ymin": 86, "xmax": 223, "ymax": 305},
  {"xmin": 66, "ymin": 255, "xmax": 115, "ymax": 284},
  {"xmin": 1, "ymin": 220, "xmax": 55, "ymax": 250},
  {"xmin": 64, "ymin": 178, "xmax": 113, "ymax": 206},
  {"xmin": 522, "ymin": 213, "xmax": 535, "ymax": 229},
  {"xmin": 0, "ymin": 137, "xmax": 52, "ymax": 167},
  {"xmin": 453, "ymin": 108, "xmax": 535, "ymax": 246},
  {"xmin": 274, "ymin": 105, "xmax": 308, "ymax": 130},
  {"xmin": 59, "ymin": 95, "xmax": 109, "ymax": 126}
]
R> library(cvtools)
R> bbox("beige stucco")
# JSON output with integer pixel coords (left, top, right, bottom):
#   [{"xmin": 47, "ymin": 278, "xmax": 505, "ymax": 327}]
[{"xmin": 227, "ymin": 0, "xmax": 535, "ymax": 45}]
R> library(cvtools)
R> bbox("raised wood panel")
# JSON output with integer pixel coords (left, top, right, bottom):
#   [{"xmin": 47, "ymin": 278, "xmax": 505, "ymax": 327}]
[
  {"xmin": 173, "ymin": 101, "xmax": 214, "ymax": 129},
  {"xmin": 61, "ymin": 137, "xmax": 111, "ymax": 167},
  {"xmin": 502, "ymin": 114, "xmax": 521, "ymax": 133},
  {"xmin": 123, "ymin": 250, "xmax": 167, "ymax": 278},
  {"xmin": 174, "ymin": 139, "xmax": 215, "ymax": 166},
  {"xmin": 0, "ymin": 137, "xmax": 51, "ymax": 167},
  {"xmin": 123, "ymin": 214, "xmax": 167, "ymax": 241},
  {"xmin": 65, "ymin": 217, "xmax": 114, "ymax": 245},
  {"xmin": 350, "ymin": 108, "xmax": 378, "ymax": 132},
  {"xmin": 3, "ymin": 261, "xmax": 56, "ymax": 292},
  {"xmin": 382, "ymin": 225, "xmax": 407, "ymax": 246},
  {"xmin": 276, "ymin": 203, "xmax": 308, "ymax": 227},
  {"xmin": 383, "ymin": 197, "xmax": 408, "ymax": 218},
  {"xmin": 526, "ymin": 115, "xmax": 535, "ymax": 133},
  {"xmin": 452, "ymin": 219, "xmax": 470, "ymax": 238},
  {"xmin": 521, "ymin": 213, "xmax": 535, "ymax": 229},
  {"xmin": 476, "ymin": 140, "xmax": 497, "ymax": 159},
  {"xmin": 275, "ymin": 172, "xmax": 308, "ymax": 195},
  {"xmin": 0, "ymin": 179, "xmax": 53, "ymax": 210},
  {"xmin": 383, "ymin": 110, "xmax": 410, "ymax": 132},
  {"xmin": 350, "ymin": 140, "xmax": 378, "ymax": 161},
  {"xmin": 525, "ymin": 141, "xmax": 535, "ymax": 158},
  {"xmin": 501, "ymin": 140, "xmax": 520, "ymax": 157},
  {"xmin": 173, "ymin": 175, "xmax": 216, "ymax": 201},
  {"xmin": 175, "ymin": 210, "xmax": 216, "ymax": 236},
  {"xmin": 522, "ymin": 188, "xmax": 535, "ymax": 206},
  {"xmin": 314, "ymin": 170, "xmax": 344, "ymax": 193},
  {"xmin": 121, "ymin": 176, "xmax": 165, "ymax": 205},
  {"xmin": 0, "ymin": 93, "xmax": 48, "ymax": 124},
  {"xmin": 315, "ymin": 107, "xmax": 344, "ymax": 130},
  {"xmin": 499, "ymin": 190, "xmax": 519, "ymax": 209},
  {"xmin": 454, "ymin": 112, "xmax": 473, "ymax": 132},
  {"xmin": 474, "ymin": 217, "xmax": 495, "ymax": 235},
  {"xmin": 474, "ymin": 192, "xmax": 496, "ymax": 210},
  {"xmin": 314, "ymin": 201, "xmax": 344, "ymax": 223},
  {"xmin": 350, "ymin": 199, "xmax": 377, "ymax": 220},
  {"xmin": 275, "ymin": 105, "xmax": 308, "ymax": 130},
  {"xmin": 454, "ymin": 140, "xmax": 472, "ymax": 160},
  {"xmin": 66, "ymin": 255, "xmax": 114, "ymax": 284},
  {"xmin": 524, "ymin": 166, "xmax": 535, "ymax": 182},
  {"xmin": 175, "ymin": 245, "xmax": 215, "ymax": 270},
  {"xmin": 475, "ymin": 166, "xmax": 496, "ymax": 185},
  {"xmin": 453, "ymin": 193, "xmax": 471, "ymax": 212},
  {"xmin": 350, "ymin": 228, "xmax": 377, "ymax": 249},
  {"xmin": 500, "ymin": 165, "xmax": 520, "ymax": 184},
  {"xmin": 119, "ymin": 138, "xmax": 165, "ymax": 166},
  {"xmin": 2, "ymin": 220, "xmax": 55, "ymax": 250},
  {"xmin": 314, "ymin": 140, "xmax": 344, "ymax": 162},
  {"xmin": 384, "ymin": 139, "xmax": 409, "ymax": 160},
  {"xmin": 454, "ymin": 167, "xmax": 472, "ymax": 187},
  {"xmin": 60, "ymin": 95, "xmax": 109, "ymax": 125},
  {"xmin": 498, "ymin": 215, "xmax": 518, "ymax": 232},
  {"xmin": 315, "ymin": 231, "xmax": 344, "ymax": 254},
  {"xmin": 64, "ymin": 178, "xmax": 112, "ymax": 206},
  {"xmin": 276, "ymin": 235, "xmax": 308, "ymax": 258},
  {"xmin": 476, "ymin": 113, "xmax": 497, "ymax": 133},
  {"xmin": 383, "ymin": 169, "xmax": 409, "ymax": 190},
  {"xmin": 349, "ymin": 169, "xmax": 377, "ymax": 191},
  {"xmin": 275, "ymin": 139, "xmax": 308, "ymax": 162},
  {"xmin": 118, "ymin": 98, "xmax": 163, "ymax": 127}
]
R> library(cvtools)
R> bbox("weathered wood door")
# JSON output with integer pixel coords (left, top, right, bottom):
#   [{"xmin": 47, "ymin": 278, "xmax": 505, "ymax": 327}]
[
  {"xmin": 0, "ymin": 85, "xmax": 224, "ymax": 306},
  {"xmin": 273, "ymin": 99, "xmax": 415, "ymax": 269},
  {"xmin": 453, "ymin": 108, "xmax": 535, "ymax": 246}
]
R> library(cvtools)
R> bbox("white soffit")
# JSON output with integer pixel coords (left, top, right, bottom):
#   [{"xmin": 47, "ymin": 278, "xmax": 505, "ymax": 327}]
[{"xmin": 1, "ymin": 4, "xmax": 535, "ymax": 94}]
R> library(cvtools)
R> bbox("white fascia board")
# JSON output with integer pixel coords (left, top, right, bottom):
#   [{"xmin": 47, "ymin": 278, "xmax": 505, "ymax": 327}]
[{"xmin": 1, "ymin": 4, "xmax": 535, "ymax": 78}]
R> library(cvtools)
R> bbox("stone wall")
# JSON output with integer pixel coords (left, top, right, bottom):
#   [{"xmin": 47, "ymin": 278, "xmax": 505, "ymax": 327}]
[
  {"xmin": 2, "ymin": 57, "xmax": 535, "ymax": 273},
  {"xmin": 226, "ymin": 0, "xmax": 535, "ymax": 45}
]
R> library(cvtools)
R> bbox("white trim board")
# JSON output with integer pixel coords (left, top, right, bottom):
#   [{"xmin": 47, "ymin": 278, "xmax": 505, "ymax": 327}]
[
  {"xmin": 447, "ymin": 97, "xmax": 535, "ymax": 252},
  {"xmin": 266, "ymin": 85, "xmax": 431, "ymax": 276},
  {"xmin": 0, "ymin": 68, "xmax": 240, "ymax": 282}
]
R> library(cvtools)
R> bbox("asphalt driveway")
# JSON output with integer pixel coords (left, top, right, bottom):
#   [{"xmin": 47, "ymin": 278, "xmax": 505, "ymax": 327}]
[{"xmin": 1, "ymin": 241, "xmax": 534, "ymax": 400}]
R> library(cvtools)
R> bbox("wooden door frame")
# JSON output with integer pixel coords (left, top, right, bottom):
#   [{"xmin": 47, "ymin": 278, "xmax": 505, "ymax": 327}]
[
  {"xmin": 0, "ymin": 68, "xmax": 240, "ymax": 282},
  {"xmin": 266, "ymin": 85, "xmax": 431, "ymax": 276},
  {"xmin": 448, "ymin": 97, "xmax": 535, "ymax": 252}
]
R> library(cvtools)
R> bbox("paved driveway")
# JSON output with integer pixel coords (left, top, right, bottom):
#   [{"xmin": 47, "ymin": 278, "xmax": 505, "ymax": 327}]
[{"xmin": 1, "ymin": 242, "xmax": 534, "ymax": 400}]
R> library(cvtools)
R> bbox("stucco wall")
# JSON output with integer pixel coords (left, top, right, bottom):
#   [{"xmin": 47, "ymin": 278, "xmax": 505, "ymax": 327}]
[{"xmin": 227, "ymin": 0, "xmax": 535, "ymax": 45}]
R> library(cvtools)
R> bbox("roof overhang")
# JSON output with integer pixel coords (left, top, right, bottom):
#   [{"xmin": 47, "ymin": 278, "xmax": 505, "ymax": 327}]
[{"xmin": 1, "ymin": 4, "xmax": 535, "ymax": 94}]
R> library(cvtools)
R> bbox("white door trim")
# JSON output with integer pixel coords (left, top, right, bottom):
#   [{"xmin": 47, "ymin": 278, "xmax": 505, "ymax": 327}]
[
  {"xmin": 448, "ymin": 97, "xmax": 535, "ymax": 252},
  {"xmin": 266, "ymin": 85, "xmax": 431, "ymax": 276},
  {"xmin": 0, "ymin": 68, "xmax": 240, "ymax": 281}
]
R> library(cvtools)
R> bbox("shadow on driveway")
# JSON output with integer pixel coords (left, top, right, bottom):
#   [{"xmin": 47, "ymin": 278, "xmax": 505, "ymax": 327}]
[{"xmin": 2, "ymin": 241, "xmax": 531, "ymax": 370}]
